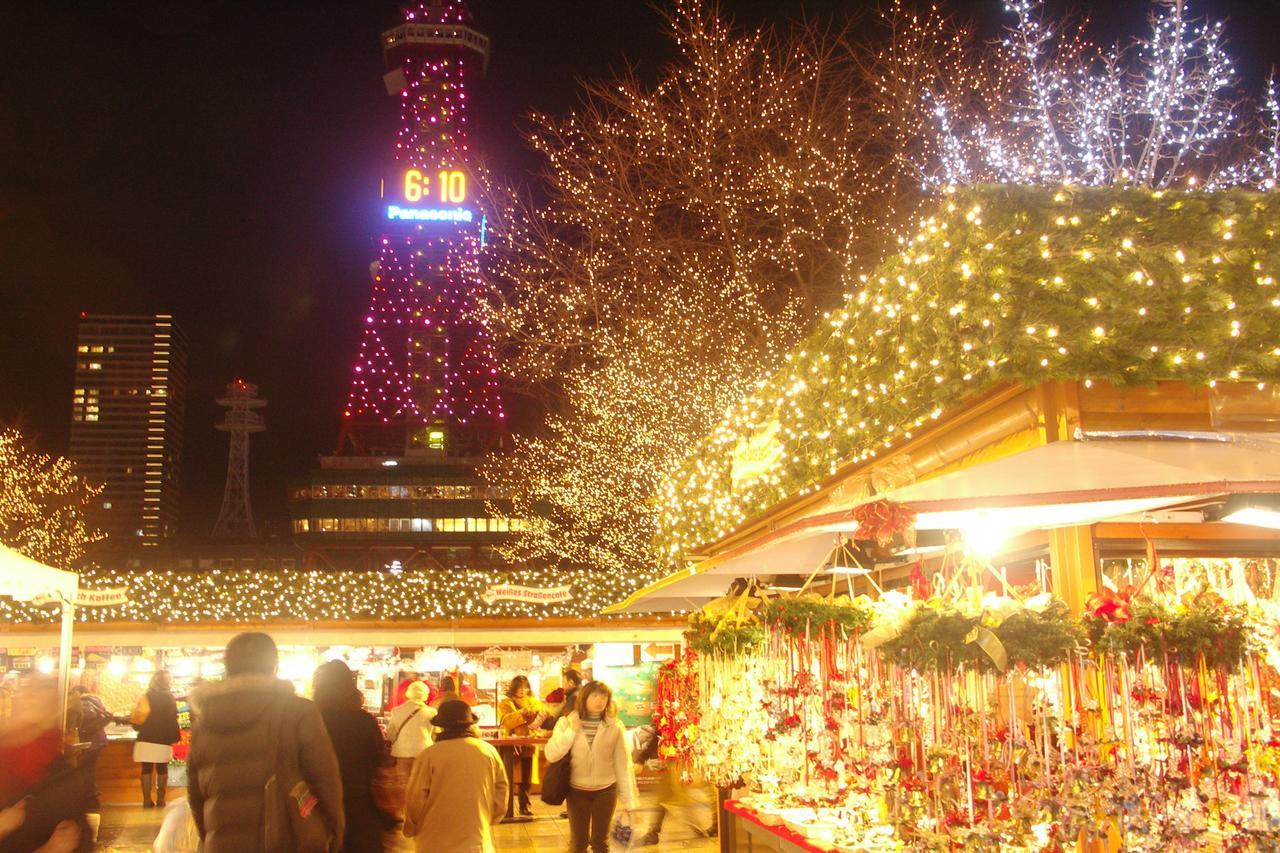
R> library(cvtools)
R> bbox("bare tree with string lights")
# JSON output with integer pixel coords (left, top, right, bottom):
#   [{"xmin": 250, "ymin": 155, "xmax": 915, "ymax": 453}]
[
  {"xmin": 0, "ymin": 429, "xmax": 100, "ymax": 570},
  {"xmin": 476, "ymin": 0, "xmax": 917, "ymax": 580},
  {"xmin": 903, "ymin": 0, "xmax": 1279, "ymax": 189}
]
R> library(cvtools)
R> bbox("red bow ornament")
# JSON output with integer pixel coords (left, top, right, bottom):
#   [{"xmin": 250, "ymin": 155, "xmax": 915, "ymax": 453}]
[{"xmin": 1087, "ymin": 586, "xmax": 1136, "ymax": 623}]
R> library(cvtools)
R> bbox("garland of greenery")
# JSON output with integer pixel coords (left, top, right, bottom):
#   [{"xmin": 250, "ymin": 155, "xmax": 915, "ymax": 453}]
[
  {"xmin": 657, "ymin": 185, "xmax": 1280, "ymax": 558},
  {"xmin": 684, "ymin": 609, "xmax": 765, "ymax": 655},
  {"xmin": 760, "ymin": 595, "xmax": 875, "ymax": 640},
  {"xmin": 879, "ymin": 597, "xmax": 1084, "ymax": 673},
  {"xmin": 1084, "ymin": 597, "xmax": 1254, "ymax": 669}
]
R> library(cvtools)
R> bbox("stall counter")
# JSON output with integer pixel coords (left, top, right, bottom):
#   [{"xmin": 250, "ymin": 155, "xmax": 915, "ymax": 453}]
[{"xmin": 723, "ymin": 800, "xmax": 834, "ymax": 853}]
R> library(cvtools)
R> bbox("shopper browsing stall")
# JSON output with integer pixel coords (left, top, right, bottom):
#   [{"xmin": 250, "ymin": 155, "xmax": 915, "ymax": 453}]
[
  {"xmin": 386, "ymin": 681, "xmax": 437, "ymax": 781},
  {"xmin": 496, "ymin": 676, "xmax": 547, "ymax": 817},
  {"xmin": 313, "ymin": 660, "xmax": 390, "ymax": 853},
  {"xmin": 129, "ymin": 672, "xmax": 180, "ymax": 809}
]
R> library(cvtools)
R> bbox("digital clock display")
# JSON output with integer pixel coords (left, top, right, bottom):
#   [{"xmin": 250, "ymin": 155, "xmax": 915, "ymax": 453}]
[{"xmin": 384, "ymin": 167, "xmax": 473, "ymax": 223}]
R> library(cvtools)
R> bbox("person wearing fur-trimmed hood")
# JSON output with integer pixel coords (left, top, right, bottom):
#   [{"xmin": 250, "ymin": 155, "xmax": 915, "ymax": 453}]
[{"xmin": 186, "ymin": 633, "xmax": 344, "ymax": 853}]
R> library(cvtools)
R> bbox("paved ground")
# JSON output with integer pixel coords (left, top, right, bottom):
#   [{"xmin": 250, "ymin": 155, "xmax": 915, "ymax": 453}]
[{"xmin": 94, "ymin": 793, "xmax": 719, "ymax": 851}]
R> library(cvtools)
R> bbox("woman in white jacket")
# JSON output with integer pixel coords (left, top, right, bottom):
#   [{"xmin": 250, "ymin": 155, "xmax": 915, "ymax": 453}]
[
  {"xmin": 544, "ymin": 681, "xmax": 637, "ymax": 853},
  {"xmin": 387, "ymin": 681, "xmax": 438, "ymax": 782}
]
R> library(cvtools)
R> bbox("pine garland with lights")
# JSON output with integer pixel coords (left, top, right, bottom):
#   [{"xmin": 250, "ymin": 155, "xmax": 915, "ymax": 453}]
[
  {"xmin": 0, "ymin": 429, "xmax": 100, "ymax": 570},
  {"xmin": 0, "ymin": 565, "xmax": 668, "ymax": 625},
  {"xmin": 657, "ymin": 184, "xmax": 1280, "ymax": 557}
]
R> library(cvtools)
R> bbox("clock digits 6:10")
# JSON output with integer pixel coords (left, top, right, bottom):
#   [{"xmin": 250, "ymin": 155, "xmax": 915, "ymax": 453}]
[{"xmin": 403, "ymin": 169, "xmax": 467, "ymax": 204}]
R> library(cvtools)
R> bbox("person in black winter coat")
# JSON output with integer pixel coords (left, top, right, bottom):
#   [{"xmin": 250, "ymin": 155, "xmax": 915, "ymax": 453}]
[
  {"xmin": 69, "ymin": 685, "xmax": 114, "ymax": 810},
  {"xmin": 313, "ymin": 660, "xmax": 390, "ymax": 853},
  {"xmin": 129, "ymin": 671, "xmax": 181, "ymax": 808}
]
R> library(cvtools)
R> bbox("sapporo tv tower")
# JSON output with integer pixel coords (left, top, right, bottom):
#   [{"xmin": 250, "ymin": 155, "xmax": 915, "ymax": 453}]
[
  {"xmin": 291, "ymin": 0, "xmax": 514, "ymax": 572},
  {"xmin": 337, "ymin": 0, "xmax": 505, "ymax": 457}
]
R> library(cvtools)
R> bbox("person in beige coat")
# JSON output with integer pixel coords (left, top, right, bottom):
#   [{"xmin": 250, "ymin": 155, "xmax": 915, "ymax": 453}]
[
  {"xmin": 544, "ymin": 681, "xmax": 638, "ymax": 853},
  {"xmin": 402, "ymin": 699, "xmax": 508, "ymax": 853}
]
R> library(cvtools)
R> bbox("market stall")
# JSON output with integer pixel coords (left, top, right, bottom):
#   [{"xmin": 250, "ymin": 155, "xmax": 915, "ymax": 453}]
[
  {"xmin": 26, "ymin": 634, "xmax": 675, "ymax": 804},
  {"xmin": 618, "ymin": 186, "xmax": 1280, "ymax": 850}
]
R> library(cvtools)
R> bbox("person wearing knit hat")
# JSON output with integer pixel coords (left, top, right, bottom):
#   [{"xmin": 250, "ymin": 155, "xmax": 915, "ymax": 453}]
[
  {"xmin": 402, "ymin": 700, "xmax": 508, "ymax": 853},
  {"xmin": 386, "ymin": 681, "xmax": 438, "ymax": 783}
]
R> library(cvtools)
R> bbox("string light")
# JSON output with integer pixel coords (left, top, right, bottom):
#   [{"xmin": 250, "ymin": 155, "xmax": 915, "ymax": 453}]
[
  {"xmin": 657, "ymin": 185, "xmax": 1280, "ymax": 558},
  {"xmin": 476, "ymin": 0, "xmax": 924, "ymax": 582},
  {"xmin": 339, "ymin": 0, "xmax": 504, "ymax": 453},
  {"xmin": 0, "ymin": 429, "xmax": 100, "ymax": 570},
  {"xmin": 0, "ymin": 565, "xmax": 670, "ymax": 625}
]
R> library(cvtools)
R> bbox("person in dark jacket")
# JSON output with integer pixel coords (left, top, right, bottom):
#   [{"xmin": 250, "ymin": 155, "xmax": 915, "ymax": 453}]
[
  {"xmin": 69, "ymin": 685, "xmax": 113, "ymax": 811},
  {"xmin": 312, "ymin": 660, "xmax": 389, "ymax": 853},
  {"xmin": 129, "ymin": 671, "xmax": 180, "ymax": 808},
  {"xmin": 540, "ymin": 669, "xmax": 583, "ymax": 731},
  {"xmin": 187, "ymin": 632, "xmax": 344, "ymax": 853}
]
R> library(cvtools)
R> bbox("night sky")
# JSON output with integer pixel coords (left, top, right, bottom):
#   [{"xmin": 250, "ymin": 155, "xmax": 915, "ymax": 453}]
[{"xmin": 2, "ymin": 0, "xmax": 1278, "ymax": 535}]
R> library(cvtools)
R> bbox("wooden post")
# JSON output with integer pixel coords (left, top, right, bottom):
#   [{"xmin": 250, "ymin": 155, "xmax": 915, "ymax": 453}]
[
  {"xmin": 718, "ymin": 786, "xmax": 732, "ymax": 853},
  {"xmin": 1049, "ymin": 526, "xmax": 1125, "ymax": 852},
  {"xmin": 1048, "ymin": 526, "xmax": 1098, "ymax": 613}
]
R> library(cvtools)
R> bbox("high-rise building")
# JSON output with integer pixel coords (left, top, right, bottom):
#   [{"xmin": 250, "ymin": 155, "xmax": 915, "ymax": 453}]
[
  {"xmin": 293, "ymin": 0, "xmax": 515, "ymax": 572},
  {"xmin": 69, "ymin": 314, "xmax": 187, "ymax": 545}
]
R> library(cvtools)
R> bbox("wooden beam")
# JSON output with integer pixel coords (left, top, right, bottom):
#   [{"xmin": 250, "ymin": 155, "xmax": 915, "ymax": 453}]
[{"xmin": 1094, "ymin": 522, "xmax": 1280, "ymax": 542}]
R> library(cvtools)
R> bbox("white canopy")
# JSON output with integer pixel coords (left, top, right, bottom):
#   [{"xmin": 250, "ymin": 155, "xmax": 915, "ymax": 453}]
[
  {"xmin": 0, "ymin": 543, "xmax": 79, "ymax": 603},
  {"xmin": 0, "ymin": 544, "xmax": 78, "ymax": 707},
  {"xmin": 609, "ymin": 435, "xmax": 1280, "ymax": 612}
]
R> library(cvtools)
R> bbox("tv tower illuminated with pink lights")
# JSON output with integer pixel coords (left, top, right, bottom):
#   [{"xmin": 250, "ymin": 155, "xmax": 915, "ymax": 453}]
[{"xmin": 336, "ymin": 0, "xmax": 505, "ymax": 457}]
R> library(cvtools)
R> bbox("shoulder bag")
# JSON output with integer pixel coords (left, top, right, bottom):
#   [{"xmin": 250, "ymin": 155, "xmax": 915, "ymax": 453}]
[
  {"xmin": 539, "ymin": 725, "xmax": 572, "ymax": 806},
  {"xmin": 263, "ymin": 698, "xmax": 333, "ymax": 853}
]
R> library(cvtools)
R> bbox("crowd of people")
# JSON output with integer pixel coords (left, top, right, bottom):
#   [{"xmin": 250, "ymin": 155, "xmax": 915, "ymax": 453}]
[{"xmin": 0, "ymin": 632, "xmax": 712, "ymax": 852}]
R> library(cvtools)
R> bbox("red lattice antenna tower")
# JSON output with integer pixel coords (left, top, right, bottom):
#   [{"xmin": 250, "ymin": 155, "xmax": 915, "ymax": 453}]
[
  {"xmin": 335, "ymin": 0, "xmax": 505, "ymax": 457},
  {"xmin": 212, "ymin": 379, "xmax": 265, "ymax": 538}
]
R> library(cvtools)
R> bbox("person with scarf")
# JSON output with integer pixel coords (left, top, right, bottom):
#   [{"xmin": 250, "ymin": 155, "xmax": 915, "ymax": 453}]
[
  {"xmin": 495, "ymin": 675, "xmax": 546, "ymax": 817},
  {"xmin": 402, "ymin": 700, "xmax": 508, "ymax": 853},
  {"xmin": 544, "ymin": 681, "xmax": 637, "ymax": 853}
]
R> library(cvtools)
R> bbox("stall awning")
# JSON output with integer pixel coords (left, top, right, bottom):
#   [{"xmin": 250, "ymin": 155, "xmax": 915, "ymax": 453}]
[
  {"xmin": 0, "ymin": 544, "xmax": 78, "ymax": 603},
  {"xmin": 608, "ymin": 435, "xmax": 1280, "ymax": 613}
]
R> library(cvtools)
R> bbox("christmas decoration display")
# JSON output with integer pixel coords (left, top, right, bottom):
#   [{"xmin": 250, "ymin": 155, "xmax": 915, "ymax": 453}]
[
  {"xmin": 676, "ymin": 550, "xmax": 1280, "ymax": 850},
  {"xmin": 684, "ymin": 588, "xmax": 766, "ymax": 655},
  {"xmin": 0, "ymin": 565, "xmax": 667, "ymax": 625},
  {"xmin": 851, "ymin": 500, "xmax": 918, "ymax": 550},
  {"xmin": 658, "ymin": 185, "xmax": 1280, "ymax": 559},
  {"xmin": 654, "ymin": 650, "xmax": 701, "ymax": 774}
]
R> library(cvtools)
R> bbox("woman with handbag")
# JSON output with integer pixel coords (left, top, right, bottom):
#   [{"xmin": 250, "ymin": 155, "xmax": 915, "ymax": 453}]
[
  {"xmin": 543, "ymin": 681, "xmax": 637, "ymax": 853},
  {"xmin": 385, "ymin": 681, "xmax": 436, "ymax": 784},
  {"xmin": 129, "ymin": 671, "xmax": 180, "ymax": 808},
  {"xmin": 313, "ymin": 661, "xmax": 389, "ymax": 853},
  {"xmin": 496, "ymin": 675, "xmax": 547, "ymax": 817},
  {"xmin": 187, "ymin": 632, "xmax": 344, "ymax": 853}
]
